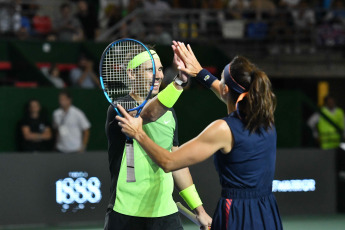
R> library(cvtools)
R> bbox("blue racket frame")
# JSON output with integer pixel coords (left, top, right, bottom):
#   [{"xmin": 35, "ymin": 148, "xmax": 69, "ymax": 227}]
[{"xmin": 99, "ymin": 38, "xmax": 156, "ymax": 117}]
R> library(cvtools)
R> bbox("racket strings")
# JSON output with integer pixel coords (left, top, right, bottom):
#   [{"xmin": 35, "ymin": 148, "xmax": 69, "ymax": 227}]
[{"xmin": 102, "ymin": 41, "xmax": 151, "ymax": 110}]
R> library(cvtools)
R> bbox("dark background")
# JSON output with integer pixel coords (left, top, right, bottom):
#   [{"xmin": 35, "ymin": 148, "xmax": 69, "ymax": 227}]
[{"xmin": 0, "ymin": 149, "xmax": 340, "ymax": 226}]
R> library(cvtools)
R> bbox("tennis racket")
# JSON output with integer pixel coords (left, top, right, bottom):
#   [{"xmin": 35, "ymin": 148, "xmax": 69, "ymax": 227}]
[
  {"xmin": 176, "ymin": 202, "xmax": 200, "ymax": 226},
  {"xmin": 99, "ymin": 38, "xmax": 156, "ymax": 182}
]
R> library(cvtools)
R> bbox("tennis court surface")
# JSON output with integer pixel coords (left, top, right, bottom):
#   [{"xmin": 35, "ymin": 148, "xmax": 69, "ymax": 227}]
[{"xmin": 2, "ymin": 215, "xmax": 345, "ymax": 230}]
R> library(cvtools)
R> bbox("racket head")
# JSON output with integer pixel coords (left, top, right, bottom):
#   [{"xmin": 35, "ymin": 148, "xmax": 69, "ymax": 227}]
[{"xmin": 99, "ymin": 38, "xmax": 156, "ymax": 117}]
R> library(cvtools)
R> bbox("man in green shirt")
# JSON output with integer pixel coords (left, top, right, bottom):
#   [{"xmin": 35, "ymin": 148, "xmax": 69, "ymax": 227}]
[{"xmin": 104, "ymin": 46, "xmax": 211, "ymax": 230}]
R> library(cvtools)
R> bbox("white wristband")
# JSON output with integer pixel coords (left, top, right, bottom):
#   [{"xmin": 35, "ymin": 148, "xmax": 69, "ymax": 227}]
[{"xmin": 174, "ymin": 74, "xmax": 184, "ymax": 86}]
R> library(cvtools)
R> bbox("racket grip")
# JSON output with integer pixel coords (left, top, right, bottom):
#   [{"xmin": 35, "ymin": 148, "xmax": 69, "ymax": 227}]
[
  {"xmin": 176, "ymin": 202, "xmax": 200, "ymax": 226},
  {"xmin": 126, "ymin": 142, "xmax": 136, "ymax": 182}
]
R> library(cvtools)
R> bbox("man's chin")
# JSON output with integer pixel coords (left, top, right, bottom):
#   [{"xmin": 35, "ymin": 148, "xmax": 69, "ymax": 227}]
[{"xmin": 151, "ymin": 89, "xmax": 159, "ymax": 96}]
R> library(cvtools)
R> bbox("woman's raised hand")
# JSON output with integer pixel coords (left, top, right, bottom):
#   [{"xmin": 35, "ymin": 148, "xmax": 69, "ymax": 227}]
[
  {"xmin": 172, "ymin": 49, "xmax": 189, "ymax": 83},
  {"xmin": 172, "ymin": 40, "xmax": 203, "ymax": 77}
]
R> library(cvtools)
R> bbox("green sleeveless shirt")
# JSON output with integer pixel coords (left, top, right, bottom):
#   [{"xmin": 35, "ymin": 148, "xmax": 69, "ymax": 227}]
[{"xmin": 113, "ymin": 110, "xmax": 178, "ymax": 217}]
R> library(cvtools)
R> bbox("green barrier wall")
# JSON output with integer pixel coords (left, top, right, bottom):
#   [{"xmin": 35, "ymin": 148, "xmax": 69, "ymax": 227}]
[
  {"xmin": 0, "ymin": 42, "xmax": 9, "ymax": 60},
  {"xmin": 0, "ymin": 87, "xmax": 109, "ymax": 151},
  {"xmin": 0, "ymin": 87, "xmax": 303, "ymax": 152},
  {"xmin": 275, "ymin": 90, "xmax": 303, "ymax": 147}
]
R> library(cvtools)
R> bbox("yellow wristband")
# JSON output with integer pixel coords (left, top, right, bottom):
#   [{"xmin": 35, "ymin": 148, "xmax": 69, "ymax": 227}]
[
  {"xmin": 179, "ymin": 184, "xmax": 203, "ymax": 210},
  {"xmin": 157, "ymin": 82, "xmax": 183, "ymax": 108}
]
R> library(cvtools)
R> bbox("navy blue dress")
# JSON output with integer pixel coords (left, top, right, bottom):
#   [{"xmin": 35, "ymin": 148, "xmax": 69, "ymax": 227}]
[{"xmin": 211, "ymin": 113, "xmax": 283, "ymax": 230}]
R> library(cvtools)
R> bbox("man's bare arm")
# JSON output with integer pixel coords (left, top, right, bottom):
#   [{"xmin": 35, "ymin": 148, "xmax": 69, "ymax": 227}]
[{"xmin": 140, "ymin": 82, "xmax": 183, "ymax": 123}]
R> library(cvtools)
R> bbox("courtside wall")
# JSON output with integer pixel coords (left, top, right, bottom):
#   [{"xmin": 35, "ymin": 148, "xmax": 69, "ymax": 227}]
[{"xmin": 0, "ymin": 87, "xmax": 303, "ymax": 151}]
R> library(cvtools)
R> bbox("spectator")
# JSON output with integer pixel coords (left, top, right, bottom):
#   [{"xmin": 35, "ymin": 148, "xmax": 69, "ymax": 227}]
[
  {"xmin": 100, "ymin": 3, "xmax": 122, "ymax": 33},
  {"xmin": 16, "ymin": 24, "xmax": 30, "ymax": 40},
  {"xmin": 99, "ymin": 2, "xmax": 141, "ymax": 39},
  {"xmin": 250, "ymin": 0, "xmax": 276, "ymax": 20},
  {"xmin": 143, "ymin": 0, "xmax": 171, "ymax": 19},
  {"xmin": 317, "ymin": 0, "xmax": 345, "ymax": 47},
  {"xmin": 307, "ymin": 95, "xmax": 345, "ymax": 150},
  {"xmin": 291, "ymin": 0, "xmax": 316, "ymax": 53},
  {"xmin": 226, "ymin": 0, "xmax": 251, "ymax": 19},
  {"xmin": 32, "ymin": 14, "xmax": 52, "ymax": 38},
  {"xmin": 53, "ymin": 91, "xmax": 91, "ymax": 153},
  {"xmin": 136, "ymin": 1, "xmax": 164, "ymax": 38},
  {"xmin": 26, "ymin": 3, "xmax": 52, "ymax": 38},
  {"xmin": 19, "ymin": 99, "xmax": 52, "ymax": 152},
  {"xmin": 269, "ymin": 0, "xmax": 294, "ymax": 54},
  {"xmin": 47, "ymin": 64, "xmax": 65, "ymax": 88},
  {"xmin": 0, "ymin": 0, "xmax": 21, "ymax": 36},
  {"xmin": 127, "ymin": 0, "xmax": 144, "ymax": 13},
  {"xmin": 278, "ymin": 0, "xmax": 301, "ymax": 9},
  {"xmin": 21, "ymin": 0, "xmax": 39, "ymax": 20},
  {"xmin": 146, "ymin": 23, "xmax": 172, "ymax": 45},
  {"xmin": 324, "ymin": 0, "xmax": 345, "ymax": 25},
  {"xmin": 143, "ymin": 0, "xmax": 171, "ymax": 10},
  {"xmin": 291, "ymin": 1, "xmax": 316, "ymax": 29},
  {"xmin": 120, "ymin": 15, "xmax": 146, "ymax": 40},
  {"xmin": 70, "ymin": 55, "xmax": 100, "ymax": 88},
  {"xmin": 53, "ymin": 3, "xmax": 83, "ymax": 41},
  {"xmin": 98, "ymin": 0, "xmax": 136, "ymax": 24},
  {"xmin": 75, "ymin": 0, "xmax": 99, "ymax": 40},
  {"xmin": 322, "ymin": 0, "xmax": 334, "ymax": 10}
]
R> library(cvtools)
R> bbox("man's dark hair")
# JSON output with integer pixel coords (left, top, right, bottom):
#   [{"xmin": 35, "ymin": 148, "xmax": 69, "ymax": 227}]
[
  {"xmin": 59, "ymin": 90, "xmax": 72, "ymax": 99},
  {"xmin": 60, "ymin": 3, "xmax": 70, "ymax": 11}
]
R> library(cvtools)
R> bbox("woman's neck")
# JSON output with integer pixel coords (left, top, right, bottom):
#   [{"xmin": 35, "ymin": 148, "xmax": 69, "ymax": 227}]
[
  {"xmin": 227, "ymin": 101, "xmax": 235, "ymax": 115},
  {"xmin": 30, "ymin": 112, "xmax": 39, "ymax": 119},
  {"xmin": 226, "ymin": 95, "xmax": 236, "ymax": 114}
]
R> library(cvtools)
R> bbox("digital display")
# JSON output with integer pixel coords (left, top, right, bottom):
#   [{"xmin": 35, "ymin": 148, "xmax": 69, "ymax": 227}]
[
  {"xmin": 272, "ymin": 179, "xmax": 316, "ymax": 192},
  {"xmin": 0, "ymin": 153, "xmax": 110, "ymax": 226},
  {"xmin": 273, "ymin": 149, "xmax": 336, "ymax": 215},
  {"xmin": 56, "ymin": 171, "xmax": 102, "ymax": 213}
]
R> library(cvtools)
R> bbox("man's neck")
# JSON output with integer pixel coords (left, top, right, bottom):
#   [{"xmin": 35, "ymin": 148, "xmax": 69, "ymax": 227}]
[
  {"xmin": 326, "ymin": 106, "xmax": 336, "ymax": 113},
  {"xmin": 129, "ymin": 92, "xmax": 145, "ymax": 104},
  {"xmin": 62, "ymin": 105, "xmax": 71, "ymax": 112}
]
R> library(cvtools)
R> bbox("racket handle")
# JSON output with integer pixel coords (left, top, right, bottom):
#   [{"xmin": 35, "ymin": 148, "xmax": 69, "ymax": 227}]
[
  {"xmin": 176, "ymin": 202, "xmax": 200, "ymax": 226},
  {"xmin": 126, "ymin": 142, "xmax": 135, "ymax": 182}
]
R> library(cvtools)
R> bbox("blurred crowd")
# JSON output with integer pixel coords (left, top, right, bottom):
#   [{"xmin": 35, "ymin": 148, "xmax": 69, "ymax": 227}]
[
  {"xmin": 39, "ymin": 54, "xmax": 100, "ymax": 89},
  {"xmin": 0, "ymin": 0, "xmax": 99, "ymax": 41},
  {"xmin": 0, "ymin": 0, "xmax": 344, "ymax": 48}
]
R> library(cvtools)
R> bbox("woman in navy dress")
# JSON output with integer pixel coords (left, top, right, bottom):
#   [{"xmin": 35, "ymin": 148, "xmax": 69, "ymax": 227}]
[{"xmin": 116, "ymin": 42, "xmax": 283, "ymax": 230}]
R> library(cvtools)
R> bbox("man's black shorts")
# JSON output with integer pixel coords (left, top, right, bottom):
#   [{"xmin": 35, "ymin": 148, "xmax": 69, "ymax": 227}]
[{"xmin": 104, "ymin": 209, "xmax": 184, "ymax": 230}]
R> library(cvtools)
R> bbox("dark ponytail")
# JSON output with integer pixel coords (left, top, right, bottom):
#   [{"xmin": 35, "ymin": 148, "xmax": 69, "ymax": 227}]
[
  {"xmin": 244, "ymin": 70, "xmax": 276, "ymax": 132},
  {"xmin": 229, "ymin": 56, "xmax": 276, "ymax": 133}
]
